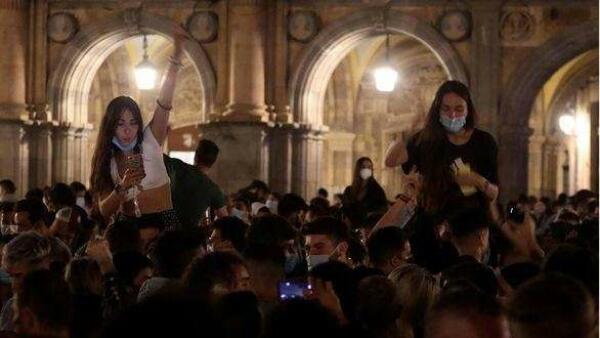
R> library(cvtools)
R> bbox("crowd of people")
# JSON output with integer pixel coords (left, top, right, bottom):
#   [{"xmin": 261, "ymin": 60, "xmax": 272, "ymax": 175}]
[{"xmin": 0, "ymin": 29, "xmax": 596, "ymax": 338}]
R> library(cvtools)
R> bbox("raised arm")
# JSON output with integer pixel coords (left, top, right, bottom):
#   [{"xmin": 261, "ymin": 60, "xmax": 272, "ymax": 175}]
[
  {"xmin": 384, "ymin": 138, "xmax": 409, "ymax": 168},
  {"xmin": 150, "ymin": 25, "xmax": 188, "ymax": 146}
]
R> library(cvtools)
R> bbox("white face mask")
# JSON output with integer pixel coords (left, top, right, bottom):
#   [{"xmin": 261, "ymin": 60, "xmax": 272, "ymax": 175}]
[
  {"xmin": 307, "ymin": 255, "xmax": 329, "ymax": 271},
  {"xmin": 76, "ymin": 196, "xmax": 86, "ymax": 209},
  {"xmin": 360, "ymin": 168, "xmax": 373, "ymax": 180},
  {"xmin": 266, "ymin": 200, "xmax": 278, "ymax": 214},
  {"xmin": 231, "ymin": 208, "xmax": 248, "ymax": 222}
]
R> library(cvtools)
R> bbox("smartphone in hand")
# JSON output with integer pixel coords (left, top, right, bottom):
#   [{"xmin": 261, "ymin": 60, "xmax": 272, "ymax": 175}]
[{"xmin": 277, "ymin": 279, "xmax": 312, "ymax": 301}]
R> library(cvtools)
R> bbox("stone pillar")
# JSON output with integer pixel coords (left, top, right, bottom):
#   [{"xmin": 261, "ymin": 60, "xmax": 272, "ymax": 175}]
[
  {"xmin": 469, "ymin": 0, "xmax": 502, "ymax": 135},
  {"xmin": 52, "ymin": 127, "xmax": 76, "ymax": 184},
  {"xmin": 527, "ymin": 134, "xmax": 545, "ymax": 197},
  {"xmin": 0, "ymin": 0, "xmax": 28, "ymax": 120},
  {"xmin": 541, "ymin": 136, "xmax": 561, "ymax": 198},
  {"xmin": 25, "ymin": 123, "xmax": 52, "ymax": 189},
  {"xmin": 222, "ymin": 0, "xmax": 268, "ymax": 121},
  {"xmin": 292, "ymin": 127, "xmax": 324, "ymax": 198},
  {"xmin": 199, "ymin": 122, "xmax": 270, "ymax": 195},
  {"xmin": 0, "ymin": 122, "xmax": 28, "ymax": 194},
  {"xmin": 498, "ymin": 125, "xmax": 531, "ymax": 202},
  {"xmin": 269, "ymin": 125, "xmax": 293, "ymax": 194}
]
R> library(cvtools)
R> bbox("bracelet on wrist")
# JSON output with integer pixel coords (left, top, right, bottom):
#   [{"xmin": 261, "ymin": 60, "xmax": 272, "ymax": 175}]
[
  {"xmin": 156, "ymin": 99, "xmax": 173, "ymax": 111},
  {"xmin": 169, "ymin": 56, "xmax": 183, "ymax": 68},
  {"xmin": 397, "ymin": 193, "xmax": 412, "ymax": 203}
]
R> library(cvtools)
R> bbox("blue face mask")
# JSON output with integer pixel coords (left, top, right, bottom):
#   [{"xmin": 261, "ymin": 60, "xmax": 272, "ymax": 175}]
[
  {"xmin": 439, "ymin": 115, "xmax": 466, "ymax": 133},
  {"xmin": 112, "ymin": 136, "xmax": 137, "ymax": 152}
]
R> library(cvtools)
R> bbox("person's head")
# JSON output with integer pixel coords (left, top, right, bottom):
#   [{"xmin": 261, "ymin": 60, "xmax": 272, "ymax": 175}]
[
  {"xmin": 305, "ymin": 198, "xmax": 331, "ymax": 223},
  {"xmin": 507, "ymin": 273, "xmax": 595, "ymax": 338},
  {"xmin": 355, "ymin": 276, "xmax": 402, "ymax": 335},
  {"xmin": 14, "ymin": 269, "xmax": 71, "ymax": 336},
  {"xmin": 105, "ymin": 220, "xmax": 143, "ymax": 254},
  {"xmin": 184, "ymin": 251, "xmax": 251, "ymax": 299},
  {"xmin": 113, "ymin": 251, "xmax": 153, "ymax": 290},
  {"xmin": 442, "ymin": 261, "xmax": 498, "ymax": 297},
  {"xmin": 367, "ymin": 227, "xmax": 411, "ymax": 275},
  {"xmin": 353, "ymin": 157, "xmax": 374, "ymax": 187},
  {"xmin": 0, "ymin": 179, "xmax": 16, "ymax": 199},
  {"xmin": 152, "ymin": 229, "xmax": 206, "ymax": 279},
  {"xmin": 543, "ymin": 244, "xmax": 598, "ymax": 300},
  {"xmin": 231, "ymin": 197, "xmax": 251, "ymax": 222},
  {"xmin": 263, "ymin": 299, "xmax": 341, "ymax": 338},
  {"xmin": 14, "ymin": 199, "xmax": 46, "ymax": 233},
  {"xmin": 2, "ymin": 231, "xmax": 52, "ymax": 291},
  {"xmin": 210, "ymin": 216, "xmax": 248, "ymax": 254},
  {"xmin": 245, "ymin": 215, "xmax": 296, "ymax": 266},
  {"xmin": 277, "ymin": 193, "xmax": 308, "ymax": 228},
  {"xmin": 69, "ymin": 181, "xmax": 87, "ymax": 197},
  {"xmin": 425, "ymin": 283, "xmax": 508, "ymax": 338},
  {"xmin": 48, "ymin": 182, "xmax": 76, "ymax": 211},
  {"xmin": 65, "ymin": 257, "xmax": 103, "ymax": 296},
  {"xmin": 0, "ymin": 201, "xmax": 15, "ymax": 228},
  {"xmin": 388, "ymin": 264, "xmax": 439, "ymax": 335},
  {"xmin": 333, "ymin": 193, "xmax": 343, "ymax": 206},
  {"xmin": 308, "ymin": 260, "xmax": 354, "ymax": 319},
  {"xmin": 90, "ymin": 96, "xmax": 144, "ymax": 194},
  {"xmin": 317, "ymin": 188, "xmax": 328, "ymax": 200},
  {"xmin": 194, "ymin": 139, "xmax": 219, "ymax": 170},
  {"xmin": 425, "ymin": 80, "xmax": 476, "ymax": 135},
  {"xmin": 214, "ymin": 291, "xmax": 261, "ymax": 338},
  {"xmin": 447, "ymin": 209, "xmax": 490, "ymax": 262},
  {"xmin": 25, "ymin": 188, "xmax": 44, "ymax": 203},
  {"xmin": 303, "ymin": 216, "xmax": 350, "ymax": 269}
]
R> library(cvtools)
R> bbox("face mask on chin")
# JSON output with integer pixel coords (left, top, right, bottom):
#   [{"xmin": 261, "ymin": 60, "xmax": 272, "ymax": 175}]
[
  {"xmin": 112, "ymin": 136, "xmax": 137, "ymax": 152},
  {"xmin": 306, "ymin": 254, "xmax": 329, "ymax": 271},
  {"xmin": 439, "ymin": 115, "xmax": 466, "ymax": 134}
]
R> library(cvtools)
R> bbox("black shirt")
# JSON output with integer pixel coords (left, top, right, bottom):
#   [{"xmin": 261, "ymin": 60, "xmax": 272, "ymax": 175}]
[{"xmin": 402, "ymin": 128, "xmax": 498, "ymax": 212}]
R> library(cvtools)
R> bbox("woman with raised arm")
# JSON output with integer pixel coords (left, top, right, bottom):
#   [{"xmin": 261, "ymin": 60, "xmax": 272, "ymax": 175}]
[
  {"xmin": 384, "ymin": 80, "xmax": 499, "ymax": 218},
  {"xmin": 90, "ymin": 27, "xmax": 187, "ymax": 230}
]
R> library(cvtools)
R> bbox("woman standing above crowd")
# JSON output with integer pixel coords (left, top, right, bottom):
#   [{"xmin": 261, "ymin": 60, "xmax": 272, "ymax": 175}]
[{"xmin": 90, "ymin": 27, "xmax": 187, "ymax": 230}]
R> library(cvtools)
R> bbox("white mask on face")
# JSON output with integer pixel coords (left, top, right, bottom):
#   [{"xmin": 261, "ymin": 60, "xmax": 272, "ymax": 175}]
[
  {"xmin": 76, "ymin": 196, "xmax": 86, "ymax": 209},
  {"xmin": 307, "ymin": 255, "xmax": 329, "ymax": 271},
  {"xmin": 360, "ymin": 168, "xmax": 373, "ymax": 180},
  {"xmin": 266, "ymin": 200, "xmax": 279, "ymax": 214}
]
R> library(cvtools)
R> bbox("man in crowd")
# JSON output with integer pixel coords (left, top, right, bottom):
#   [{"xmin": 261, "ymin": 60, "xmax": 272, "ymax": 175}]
[
  {"xmin": 164, "ymin": 139, "xmax": 227, "ymax": 229},
  {"xmin": 303, "ymin": 217, "xmax": 351, "ymax": 270},
  {"xmin": 366, "ymin": 226, "xmax": 412, "ymax": 275}
]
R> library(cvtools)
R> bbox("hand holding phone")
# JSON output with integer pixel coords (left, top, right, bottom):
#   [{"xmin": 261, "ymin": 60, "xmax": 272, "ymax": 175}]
[{"xmin": 278, "ymin": 279, "xmax": 312, "ymax": 300}]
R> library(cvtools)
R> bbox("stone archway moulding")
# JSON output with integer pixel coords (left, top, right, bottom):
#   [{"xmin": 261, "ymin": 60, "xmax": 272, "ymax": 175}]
[
  {"xmin": 497, "ymin": 20, "xmax": 598, "ymax": 201},
  {"xmin": 48, "ymin": 9, "xmax": 216, "ymax": 126},
  {"xmin": 290, "ymin": 8, "xmax": 469, "ymax": 127}
]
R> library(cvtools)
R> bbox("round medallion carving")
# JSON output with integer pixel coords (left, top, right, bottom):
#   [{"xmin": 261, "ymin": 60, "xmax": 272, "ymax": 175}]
[
  {"xmin": 186, "ymin": 11, "xmax": 218, "ymax": 43},
  {"xmin": 501, "ymin": 10, "xmax": 535, "ymax": 43},
  {"xmin": 288, "ymin": 10, "xmax": 319, "ymax": 42},
  {"xmin": 437, "ymin": 10, "xmax": 471, "ymax": 42},
  {"xmin": 48, "ymin": 12, "xmax": 79, "ymax": 43}
]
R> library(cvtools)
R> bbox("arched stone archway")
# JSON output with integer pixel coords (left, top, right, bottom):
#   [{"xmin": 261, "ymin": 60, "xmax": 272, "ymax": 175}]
[
  {"xmin": 498, "ymin": 21, "xmax": 598, "ymax": 201},
  {"xmin": 289, "ymin": 8, "xmax": 468, "ymax": 128},
  {"xmin": 46, "ymin": 10, "xmax": 216, "ymax": 184},
  {"xmin": 49, "ymin": 10, "xmax": 216, "ymax": 125}
]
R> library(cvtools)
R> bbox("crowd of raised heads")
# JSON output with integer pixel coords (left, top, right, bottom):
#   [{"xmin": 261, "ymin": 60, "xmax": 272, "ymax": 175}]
[
  {"xmin": 0, "ymin": 175, "xmax": 596, "ymax": 338},
  {"xmin": 0, "ymin": 28, "xmax": 596, "ymax": 337}
]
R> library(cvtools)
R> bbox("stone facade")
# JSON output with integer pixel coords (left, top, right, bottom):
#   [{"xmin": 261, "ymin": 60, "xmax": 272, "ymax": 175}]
[{"xmin": 0, "ymin": 0, "xmax": 596, "ymax": 200}]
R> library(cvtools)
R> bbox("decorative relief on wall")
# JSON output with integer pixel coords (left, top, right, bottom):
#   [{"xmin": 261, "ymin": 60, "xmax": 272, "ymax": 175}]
[
  {"xmin": 186, "ymin": 11, "xmax": 218, "ymax": 43},
  {"xmin": 48, "ymin": 12, "xmax": 79, "ymax": 43},
  {"xmin": 288, "ymin": 10, "xmax": 319, "ymax": 42},
  {"xmin": 501, "ymin": 9, "xmax": 535, "ymax": 43},
  {"xmin": 437, "ymin": 10, "xmax": 471, "ymax": 42}
]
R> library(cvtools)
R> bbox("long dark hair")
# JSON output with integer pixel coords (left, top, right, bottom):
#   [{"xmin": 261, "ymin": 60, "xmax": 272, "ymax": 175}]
[
  {"xmin": 90, "ymin": 96, "xmax": 144, "ymax": 196},
  {"xmin": 351, "ymin": 157, "xmax": 373, "ymax": 195},
  {"xmin": 416, "ymin": 80, "xmax": 478, "ymax": 212}
]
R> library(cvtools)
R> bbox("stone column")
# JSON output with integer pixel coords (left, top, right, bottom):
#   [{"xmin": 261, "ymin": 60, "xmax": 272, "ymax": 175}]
[
  {"xmin": 292, "ymin": 127, "xmax": 324, "ymax": 198},
  {"xmin": 25, "ymin": 123, "xmax": 53, "ymax": 189},
  {"xmin": 222, "ymin": 0, "xmax": 268, "ymax": 121},
  {"xmin": 52, "ymin": 126, "xmax": 76, "ymax": 184},
  {"xmin": 269, "ymin": 125, "xmax": 293, "ymax": 194},
  {"xmin": 497, "ymin": 124, "xmax": 531, "ymax": 202},
  {"xmin": 541, "ymin": 136, "xmax": 561, "ymax": 198},
  {"xmin": 469, "ymin": 0, "xmax": 502, "ymax": 135},
  {"xmin": 199, "ymin": 122, "xmax": 270, "ymax": 195},
  {"xmin": 527, "ymin": 134, "xmax": 545, "ymax": 197}
]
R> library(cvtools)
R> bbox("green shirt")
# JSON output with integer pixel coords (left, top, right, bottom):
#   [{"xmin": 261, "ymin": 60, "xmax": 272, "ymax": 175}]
[{"xmin": 164, "ymin": 155, "xmax": 226, "ymax": 229}]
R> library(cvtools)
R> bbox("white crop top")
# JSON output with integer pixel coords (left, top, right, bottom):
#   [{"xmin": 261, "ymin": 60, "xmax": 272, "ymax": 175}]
[{"xmin": 110, "ymin": 126, "xmax": 170, "ymax": 200}]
